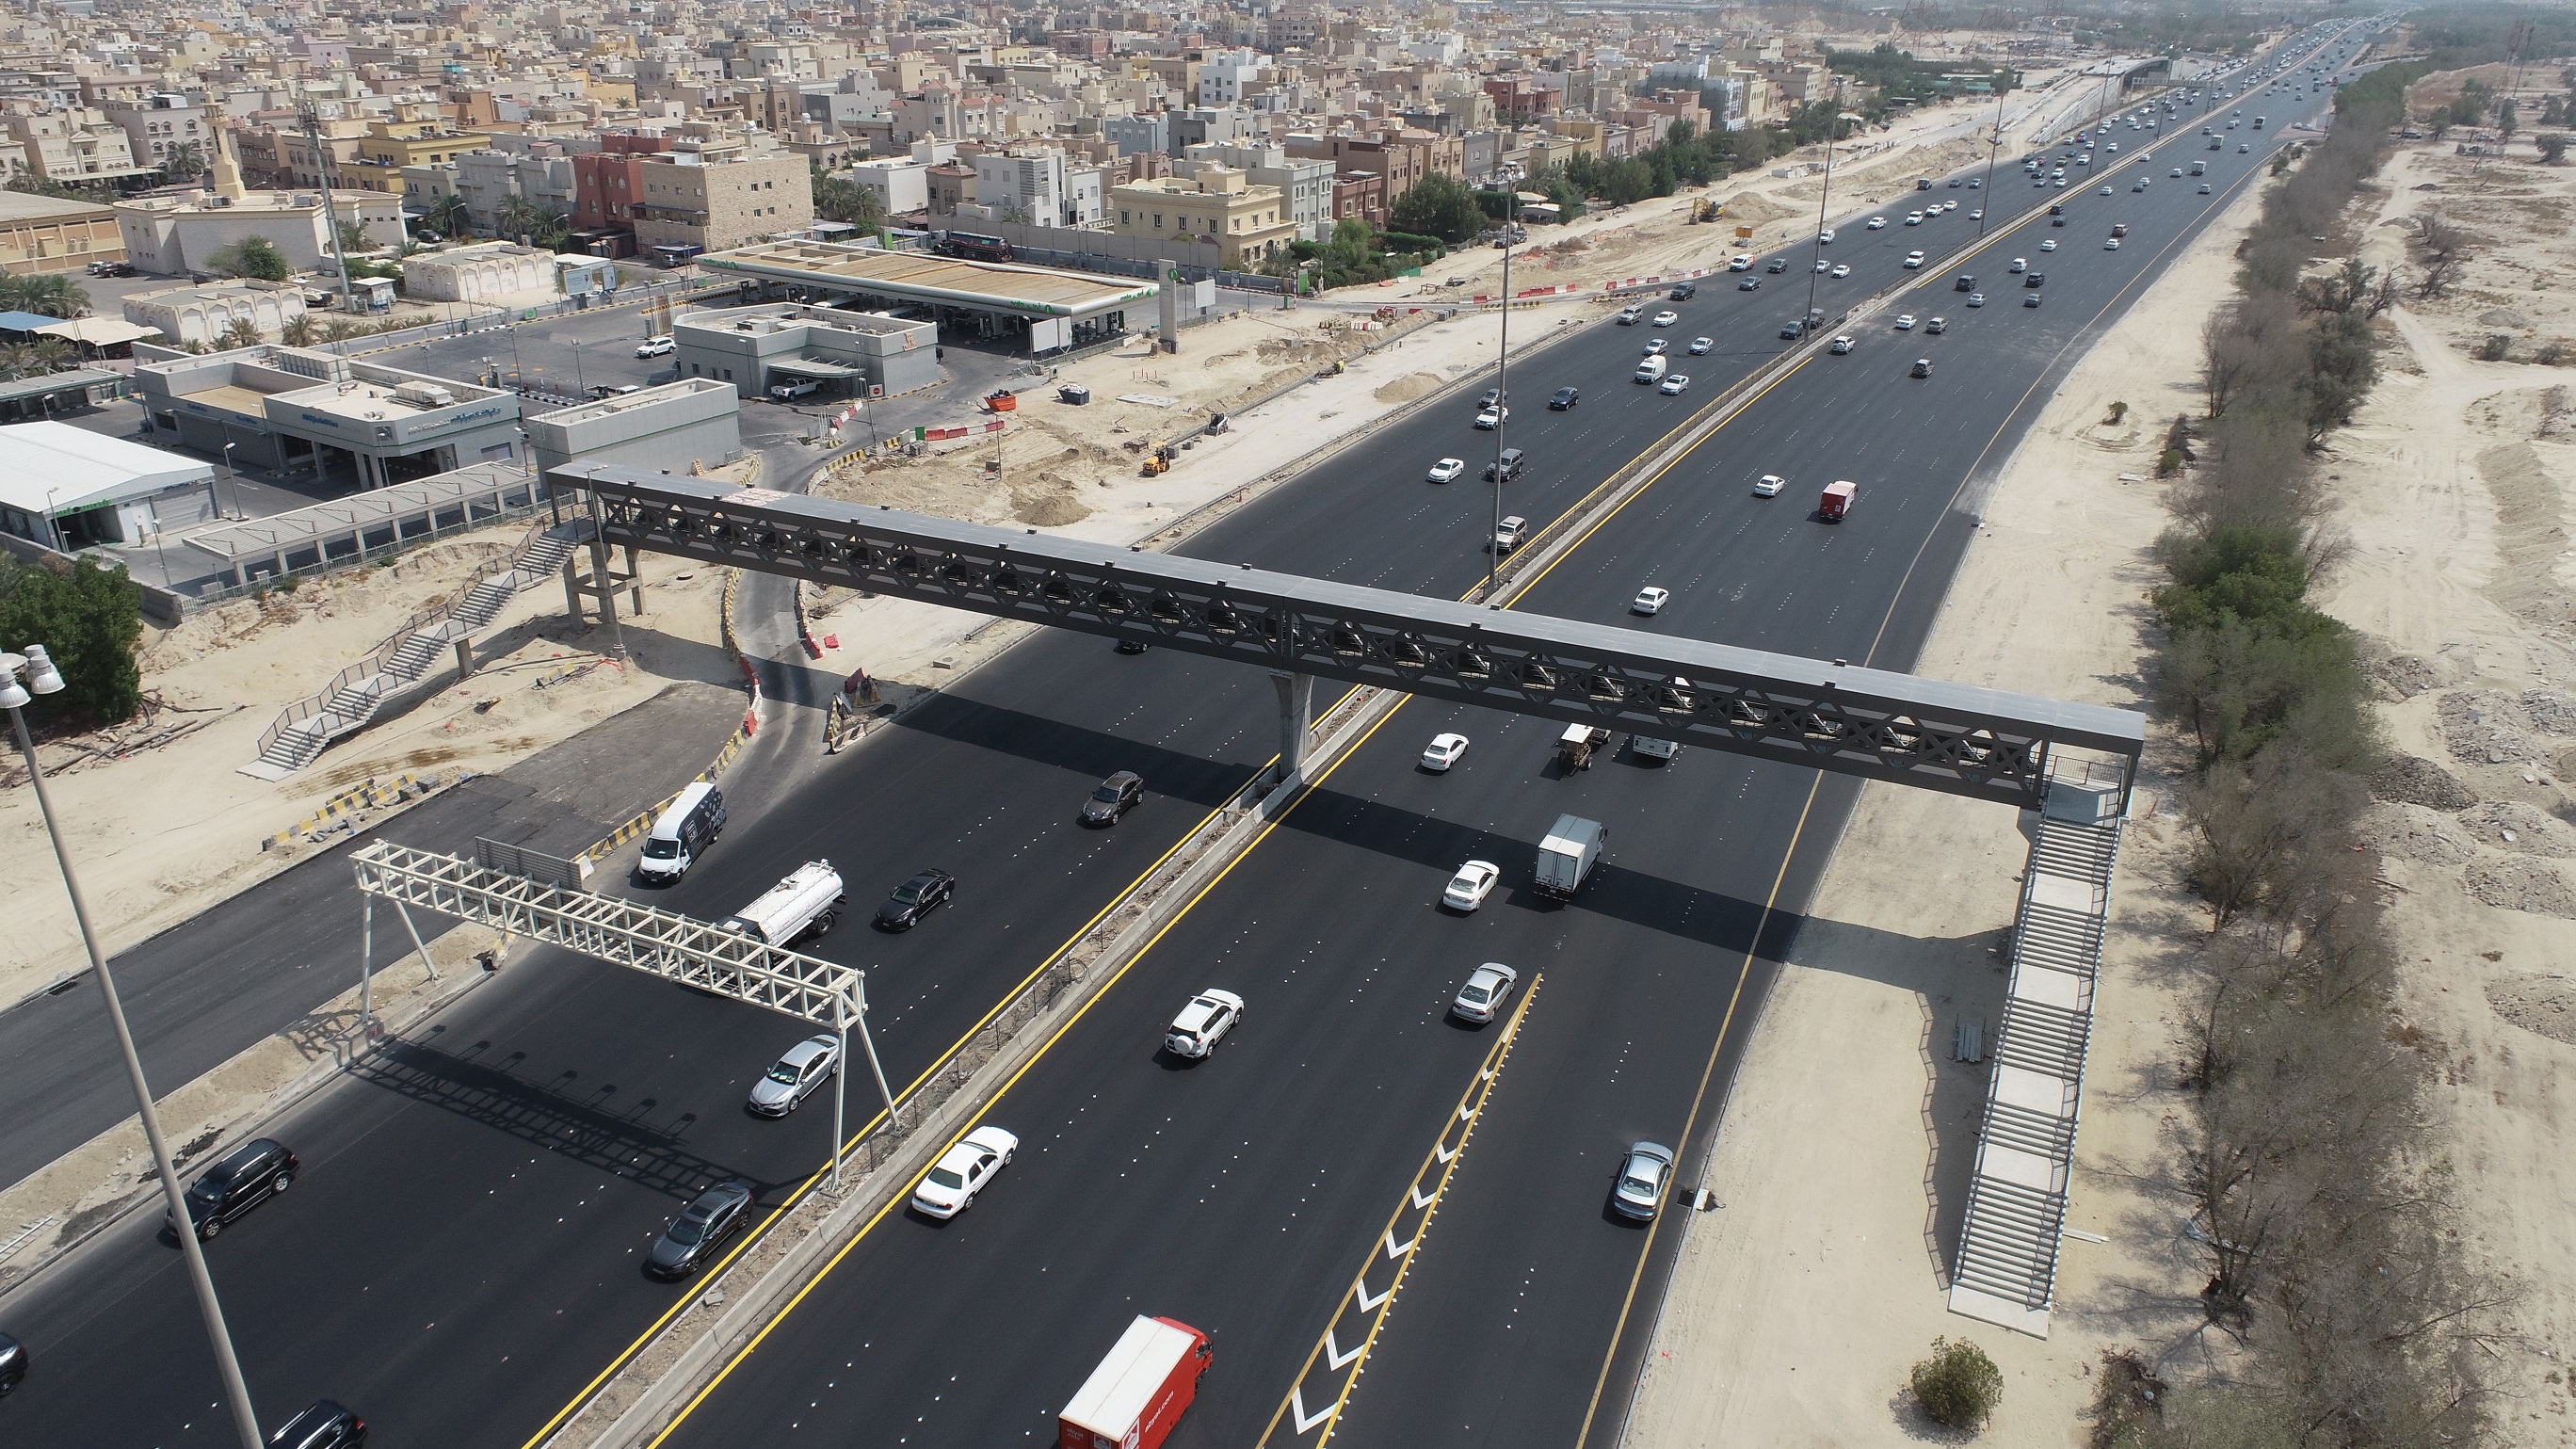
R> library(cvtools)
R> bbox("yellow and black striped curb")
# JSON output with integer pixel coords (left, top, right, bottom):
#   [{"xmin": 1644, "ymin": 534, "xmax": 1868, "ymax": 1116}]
[
  {"xmin": 264, "ymin": 771, "xmax": 437, "ymax": 850},
  {"xmin": 579, "ymin": 724, "xmax": 749, "ymax": 864}
]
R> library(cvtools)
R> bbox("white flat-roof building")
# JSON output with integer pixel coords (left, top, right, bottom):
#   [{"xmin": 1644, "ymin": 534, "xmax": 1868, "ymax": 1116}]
[
  {"xmin": 0, "ymin": 420, "xmax": 217, "ymax": 550},
  {"xmin": 123, "ymin": 280, "xmax": 310, "ymax": 347},
  {"xmin": 134, "ymin": 345, "xmax": 525, "ymax": 490},
  {"xmin": 403, "ymin": 242, "xmax": 560, "ymax": 310}
]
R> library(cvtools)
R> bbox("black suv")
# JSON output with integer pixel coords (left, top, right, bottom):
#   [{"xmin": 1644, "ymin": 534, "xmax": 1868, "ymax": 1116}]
[
  {"xmin": 1485, "ymin": 448, "xmax": 1526, "ymax": 482},
  {"xmin": 1669, "ymin": 282, "xmax": 1696, "ymax": 300},
  {"xmin": 2024, "ymin": 271, "xmax": 2046, "ymax": 288},
  {"xmin": 1082, "ymin": 771, "xmax": 1143, "ymax": 826},
  {"xmin": 267, "ymin": 1400, "xmax": 365, "ymax": 1448},
  {"xmin": 1548, "ymin": 386, "xmax": 1579, "ymax": 411},
  {"xmin": 173, "ymin": 1138, "xmax": 298, "ymax": 1241}
]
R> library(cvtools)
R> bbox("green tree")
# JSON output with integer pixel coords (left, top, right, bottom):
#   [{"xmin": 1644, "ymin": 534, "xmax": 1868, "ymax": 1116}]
[
  {"xmin": 2538, "ymin": 133, "xmax": 2571, "ymax": 165},
  {"xmin": 421, "ymin": 192, "xmax": 471, "ymax": 238},
  {"xmin": 0, "ymin": 555, "xmax": 145, "ymax": 725},
  {"xmin": 334, "ymin": 218, "xmax": 373, "ymax": 254},
  {"xmin": 494, "ymin": 193, "xmax": 545, "ymax": 241},
  {"xmin": 0, "ymin": 268, "xmax": 89, "ymax": 319},
  {"xmin": 207, "ymin": 235, "xmax": 289, "ymax": 282},
  {"xmin": 1908, "ymin": 1336, "xmax": 2004, "ymax": 1429},
  {"xmin": 159, "ymin": 140, "xmax": 205, "ymax": 182},
  {"xmin": 220, "ymin": 317, "xmax": 264, "ymax": 350},
  {"xmin": 2497, "ymin": 98, "xmax": 2519, "ymax": 144},
  {"xmin": 1388, "ymin": 171, "xmax": 1486, "ymax": 244},
  {"xmin": 280, "ymin": 314, "xmax": 317, "ymax": 346},
  {"xmin": 813, "ymin": 165, "xmax": 886, "ymax": 227},
  {"xmin": 5, "ymin": 173, "xmax": 116, "ymax": 204}
]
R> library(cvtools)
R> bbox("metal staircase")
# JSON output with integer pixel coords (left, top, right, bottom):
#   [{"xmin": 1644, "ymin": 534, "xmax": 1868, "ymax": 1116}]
[
  {"xmin": 1947, "ymin": 766, "xmax": 2126, "ymax": 1337},
  {"xmin": 245, "ymin": 521, "xmax": 589, "ymax": 780}
]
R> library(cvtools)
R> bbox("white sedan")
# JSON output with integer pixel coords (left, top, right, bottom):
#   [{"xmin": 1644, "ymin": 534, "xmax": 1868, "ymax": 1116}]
[
  {"xmin": 910, "ymin": 1125, "xmax": 1018, "ymax": 1219},
  {"xmin": 1828, "ymin": 263, "xmax": 1852, "ymax": 279},
  {"xmin": 1893, "ymin": 314, "xmax": 1917, "ymax": 330},
  {"xmin": 1903, "ymin": 250, "xmax": 1926, "ymax": 268},
  {"xmin": 1451, "ymin": 962, "xmax": 1520, "ymax": 1023},
  {"xmin": 1442, "ymin": 860, "xmax": 1501, "ymax": 911},
  {"xmin": 1420, "ymin": 732, "xmax": 1470, "ymax": 771},
  {"xmin": 1632, "ymin": 586, "xmax": 1671, "ymax": 615},
  {"xmin": 1686, "ymin": 336, "xmax": 1714, "ymax": 355},
  {"xmin": 1426, "ymin": 457, "xmax": 1466, "ymax": 483},
  {"xmin": 1657, "ymin": 374, "xmax": 1690, "ymax": 395},
  {"xmin": 1650, "ymin": 310, "xmax": 1679, "ymax": 327},
  {"xmin": 1642, "ymin": 338, "xmax": 1668, "ymax": 355},
  {"xmin": 1828, "ymin": 335, "xmax": 1855, "ymax": 354},
  {"xmin": 2104, "ymin": 237, "xmax": 2121, "ymax": 250},
  {"xmin": 2039, "ymin": 238, "xmax": 2058, "ymax": 251},
  {"xmin": 1163, "ymin": 989, "xmax": 1245, "ymax": 1059},
  {"xmin": 1473, "ymin": 406, "xmax": 1508, "ymax": 428},
  {"xmin": 1866, "ymin": 216, "xmax": 1888, "ymax": 229},
  {"xmin": 1905, "ymin": 211, "xmax": 1925, "ymax": 225},
  {"xmin": 1752, "ymin": 475, "xmax": 1786, "ymax": 497}
]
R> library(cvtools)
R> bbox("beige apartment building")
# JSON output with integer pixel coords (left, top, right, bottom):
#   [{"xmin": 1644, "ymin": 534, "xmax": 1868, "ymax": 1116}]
[
  {"xmin": 3, "ymin": 108, "xmax": 150, "ymax": 184},
  {"xmin": 1107, "ymin": 166, "xmax": 1296, "ymax": 267},
  {"xmin": 630, "ymin": 145, "xmax": 813, "ymax": 264}
]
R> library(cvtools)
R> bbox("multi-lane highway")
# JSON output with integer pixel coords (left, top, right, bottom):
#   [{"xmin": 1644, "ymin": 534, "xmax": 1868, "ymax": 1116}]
[{"xmin": 0, "ymin": 28, "xmax": 2375, "ymax": 1448}]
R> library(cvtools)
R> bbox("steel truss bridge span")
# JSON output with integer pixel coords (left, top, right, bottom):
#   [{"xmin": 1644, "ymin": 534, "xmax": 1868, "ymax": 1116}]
[{"xmin": 566, "ymin": 468, "xmax": 2142, "ymax": 811}]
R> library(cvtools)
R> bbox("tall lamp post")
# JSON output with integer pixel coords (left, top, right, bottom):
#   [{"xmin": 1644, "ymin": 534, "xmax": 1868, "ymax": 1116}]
[
  {"xmin": 1484, "ymin": 163, "xmax": 1523, "ymax": 598},
  {"xmin": 2, "ymin": 646, "xmax": 265, "ymax": 1449}
]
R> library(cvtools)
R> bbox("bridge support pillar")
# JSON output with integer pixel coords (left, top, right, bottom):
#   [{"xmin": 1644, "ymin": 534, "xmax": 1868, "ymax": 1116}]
[{"xmin": 1271, "ymin": 670, "xmax": 1312, "ymax": 784}]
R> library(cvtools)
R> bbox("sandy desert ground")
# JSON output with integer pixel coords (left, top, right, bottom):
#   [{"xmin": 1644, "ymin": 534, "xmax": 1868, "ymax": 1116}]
[{"xmin": 1625, "ymin": 71, "xmax": 2576, "ymax": 1447}]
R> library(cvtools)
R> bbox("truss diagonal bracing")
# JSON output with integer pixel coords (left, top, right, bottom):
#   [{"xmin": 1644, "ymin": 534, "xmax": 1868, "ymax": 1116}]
[
  {"xmin": 562, "ymin": 468, "xmax": 2143, "ymax": 812},
  {"xmin": 350, "ymin": 841, "xmax": 859, "ymax": 1027}
]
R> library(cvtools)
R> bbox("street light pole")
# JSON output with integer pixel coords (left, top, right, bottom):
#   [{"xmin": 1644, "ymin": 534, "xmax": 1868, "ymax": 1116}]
[
  {"xmin": 571, "ymin": 339, "xmax": 586, "ymax": 395},
  {"xmin": 220, "ymin": 442, "xmax": 241, "ymax": 518},
  {"xmin": 2, "ymin": 646, "xmax": 265, "ymax": 1449},
  {"xmin": 1485, "ymin": 167, "xmax": 1520, "ymax": 598}
]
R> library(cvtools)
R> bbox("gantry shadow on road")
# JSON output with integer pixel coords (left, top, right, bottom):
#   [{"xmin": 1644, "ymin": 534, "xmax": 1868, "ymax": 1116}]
[{"xmin": 346, "ymin": 1028, "xmax": 779, "ymax": 1201}]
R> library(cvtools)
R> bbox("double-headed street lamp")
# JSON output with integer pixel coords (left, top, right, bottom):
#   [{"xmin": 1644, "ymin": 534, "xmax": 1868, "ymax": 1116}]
[{"xmin": 3, "ymin": 646, "xmax": 265, "ymax": 1449}]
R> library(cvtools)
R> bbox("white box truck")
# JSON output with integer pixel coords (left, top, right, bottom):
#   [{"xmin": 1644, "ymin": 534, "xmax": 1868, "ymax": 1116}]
[
  {"xmin": 1535, "ymin": 814, "xmax": 1606, "ymax": 901},
  {"xmin": 717, "ymin": 861, "xmax": 845, "ymax": 945}
]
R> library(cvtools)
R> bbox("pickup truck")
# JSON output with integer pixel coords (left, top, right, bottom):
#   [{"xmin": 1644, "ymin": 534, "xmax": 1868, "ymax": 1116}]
[{"xmin": 768, "ymin": 378, "xmax": 821, "ymax": 401}]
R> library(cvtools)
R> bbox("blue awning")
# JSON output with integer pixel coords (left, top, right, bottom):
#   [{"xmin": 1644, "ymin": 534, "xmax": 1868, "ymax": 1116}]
[{"xmin": 0, "ymin": 310, "xmax": 67, "ymax": 331}]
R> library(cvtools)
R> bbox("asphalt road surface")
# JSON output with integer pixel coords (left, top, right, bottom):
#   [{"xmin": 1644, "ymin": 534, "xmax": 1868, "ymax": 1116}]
[{"xmin": 0, "ymin": 32, "xmax": 2372, "ymax": 1448}]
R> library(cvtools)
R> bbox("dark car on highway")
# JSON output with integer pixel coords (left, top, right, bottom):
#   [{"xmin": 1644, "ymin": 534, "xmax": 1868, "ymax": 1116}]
[
  {"xmin": 0, "ymin": 1332, "xmax": 24, "ymax": 1397},
  {"xmin": 647, "ymin": 1181, "xmax": 754, "ymax": 1280},
  {"xmin": 170, "ymin": 1138, "xmax": 298, "ymax": 1241},
  {"xmin": 875, "ymin": 868, "xmax": 957, "ymax": 930},
  {"xmin": 1082, "ymin": 771, "xmax": 1143, "ymax": 826},
  {"xmin": 1549, "ymin": 386, "xmax": 1580, "ymax": 410},
  {"xmin": 267, "ymin": 1399, "xmax": 365, "ymax": 1448}
]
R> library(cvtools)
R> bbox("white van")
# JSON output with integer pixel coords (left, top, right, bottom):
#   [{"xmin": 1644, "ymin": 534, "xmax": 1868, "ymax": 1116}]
[
  {"xmin": 637, "ymin": 782, "xmax": 725, "ymax": 883},
  {"xmin": 1634, "ymin": 355, "xmax": 1669, "ymax": 384}
]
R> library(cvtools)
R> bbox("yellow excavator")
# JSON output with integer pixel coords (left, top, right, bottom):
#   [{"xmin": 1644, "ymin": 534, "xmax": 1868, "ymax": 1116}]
[{"xmin": 1688, "ymin": 198, "xmax": 1721, "ymax": 223}]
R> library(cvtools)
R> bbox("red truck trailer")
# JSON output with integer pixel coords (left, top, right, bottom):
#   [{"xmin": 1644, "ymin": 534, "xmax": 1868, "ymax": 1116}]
[
  {"xmin": 1059, "ymin": 1316, "xmax": 1213, "ymax": 1449},
  {"xmin": 1820, "ymin": 479, "xmax": 1857, "ymax": 522}
]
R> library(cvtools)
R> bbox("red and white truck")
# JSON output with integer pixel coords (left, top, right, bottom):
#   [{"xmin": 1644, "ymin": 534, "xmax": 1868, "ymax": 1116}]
[
  {"xmin": 1059, "ymin": 1316, "xmax": 1213, "ymax": 1449},
  {"xmin": 1819, "ymin": 479, "xmax": 1857, "ymax": 522}
]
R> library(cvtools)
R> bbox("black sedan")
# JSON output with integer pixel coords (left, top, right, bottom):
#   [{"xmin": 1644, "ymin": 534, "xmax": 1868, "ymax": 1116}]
[
  {"xmin": 1548, "ymin": 386, "xmax": 1580, "ymax": 410},
  {"xmin": 0, "ymin": 1331, "xmax": 24, "ymax": 1397},
  {"xmin": 875, "ymin": 869, "xmax": 957, "ymax": 930},
  {"xmin": 1082, "ymin": 771, "xmax": 1143, "ymax": 826},
  {"xmin": 647, "ymin": 1181, "xmax": 754, "ymax": 1280}
]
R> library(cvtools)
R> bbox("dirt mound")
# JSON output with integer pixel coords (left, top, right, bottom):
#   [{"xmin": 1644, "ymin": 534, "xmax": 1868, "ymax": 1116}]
[
  {"xmin": 2485, "ymin": 970, "xmax": 2576, "ymax": 1048},
  {"xmin": 1009, "ymin": 473, "xmax": 1093, "ymax": 527},
  {"xmin": 1373, "ymin": 372, "xmax": 1445, "ymax": 404},
  {"xmin": 2438, "ymin": 689, "xmax": 2552, "ymax": 767},
  {"xmin": 2369, "ymin": 753, "xmax": 2479, "ymax": 809},
  {"xmin": 2455, "ymin": 800, "xmax": 2576, "ymax": 857},
  {"xmin": 1715, "ymin": 190, "xmax": 1798, "ymax": 226},
  {"xmin": 2359, "ymin": 801, "xmax": 2475, "ymax": 865},
  {"xmin": 2463, "ymin": 856, "xmax": 2576, "ymax": 918}
]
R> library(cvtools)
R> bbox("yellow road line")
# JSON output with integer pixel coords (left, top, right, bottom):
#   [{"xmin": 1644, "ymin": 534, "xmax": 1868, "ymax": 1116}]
[
  {"xmin": 638, "ymin": 699, "xmax": 1420, "ymax": 1447},
  {"xmin": 1570, "ymin": 778, "xmax": 1822, "ymax": 1449},
  {"xmin": 1251, "ymin": 977, "xmax": 1541, "ymax": 1447}
]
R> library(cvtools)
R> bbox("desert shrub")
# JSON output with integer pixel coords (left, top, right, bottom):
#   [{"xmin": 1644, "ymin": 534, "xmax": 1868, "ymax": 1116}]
[{"xmin": 1910, "ymin": 1336, "xmax": 2004, "ymax": 1429}]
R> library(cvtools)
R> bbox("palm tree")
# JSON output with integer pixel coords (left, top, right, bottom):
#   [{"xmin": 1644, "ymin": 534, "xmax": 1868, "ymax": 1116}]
[
  {"xmin": 530, "ymin": 207, "xmax": 574, "ymax": 251},
  {"xmin": 494, "ymin": 193, "xmax": 545, "ymax": 242},
  {"xmin": 220, "ymin": 317, "xmax": 264, "ymax": 350},
  {"xmin": 27, "ymin": 336, "xmax": 73, "ymax": 374},
  {"xmin": 423, "ymin": 192, "xmax": 471, "ymax": 239},
  {"xmin": 280, "ymin": 315, "xmax": 318, "ymax": 346},
  {"xmin": 0, "ymin": 268, "xmax": 91, "ymax": 319},
  {"xmin": 0, "ymin": 343, "xmax": 34, "ymax": 379},
  {"xmin": 161, "ymin": 140, "xmax": 205, "ymax": 182}
]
